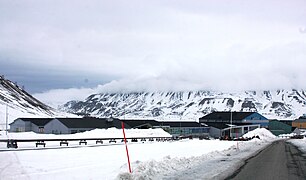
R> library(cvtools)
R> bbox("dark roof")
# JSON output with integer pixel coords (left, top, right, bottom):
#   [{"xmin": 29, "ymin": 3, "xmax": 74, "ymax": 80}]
[
  {"xmin": 269, "ymin": 119, "xmax": 293, "ymax": 126},
  {"xmin": 199, "ymin": 112, "xmax": 255, "ymax": 121},
  {"xmin": 122, "ymin": 119, "xmax": 160, "ymax": 128},
  {"xmin": 158, "ymin": 121, "xmax": 201, "ymax": 128},
  {"xmin": 122, "ymin": 119, "xmax": 201, "ymax": 128},
  {"xmin": 299, "ymin": 116, "xmax": 306, "ymax": 119},
  {"xmin": 55, "ymin": 117, "xmax": 125, "ymax": 129},
  {"xmin": 17, "ymin": 118, "xmax": 53, "ymax": 126},
  {"xmin": 206, "ymin": 122, "xmax": 253, "ymax": 129},
  {"xmin": 294, "ymin": 118, "xmax": 306, "ymax": 123}
]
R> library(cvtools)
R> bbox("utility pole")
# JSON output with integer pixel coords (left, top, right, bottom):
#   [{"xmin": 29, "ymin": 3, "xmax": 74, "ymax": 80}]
[
  {"xmin": 5, "ymin": 104, "xmax": 8, "ymax": 135},
  {"xmin": 230, "ymin": 111, "xmax": 232, "ymax": 139}
]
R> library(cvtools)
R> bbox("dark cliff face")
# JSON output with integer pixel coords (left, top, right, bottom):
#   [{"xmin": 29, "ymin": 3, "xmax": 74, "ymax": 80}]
[
  {"xmin": 0, "ymin": 76, "xmax": 54, "ymax": 116},
  {"xmin": 61, "ymin": 90, "xmax": 306, "ymax": 120}
]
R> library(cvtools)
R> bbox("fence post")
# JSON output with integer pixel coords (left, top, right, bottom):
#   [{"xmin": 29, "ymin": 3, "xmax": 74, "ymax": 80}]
[{"xmin": 121, "ymin": 121, "xmax": 132, "ymax": 173}]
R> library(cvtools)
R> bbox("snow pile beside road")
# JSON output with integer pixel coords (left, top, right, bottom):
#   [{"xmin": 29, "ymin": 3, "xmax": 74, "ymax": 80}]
[
  {"xmin": 279, "ymin": 133, "xmax": 296, "ymax": 138},
  {"xmin": 289, "ymin": 138, "xmax": 306, "ymax": 152},
  {"xmin": 0, "ymin": 131, "xmax": 46, "ymax": 139},
  {"xmin": 117, "ymin": 142, "xmax": 239, "ymax": 180},
  {"xmin": 73, "ymin": 128, "xmax": 171, "ymax": 138},
  {"xmin": 117, "ymin": 128, "xmax": 277, "ymax": 180},
  {"xmin": 243, "ymin": 128, "xmax": 276, "ymax": 140}
]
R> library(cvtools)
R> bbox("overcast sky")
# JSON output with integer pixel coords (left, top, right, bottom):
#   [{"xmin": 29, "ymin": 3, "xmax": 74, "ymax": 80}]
[{"xmin": 1, "ymin": 0, "xmax": 306, "ymax": 97}]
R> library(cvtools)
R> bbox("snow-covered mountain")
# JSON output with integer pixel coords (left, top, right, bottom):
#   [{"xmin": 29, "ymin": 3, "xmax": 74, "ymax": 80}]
[
  {"xmin": 0, "ymin": 76, "xmax": 59, "ymax": 129},
  {"xmin": 61, "ymin": 90, "xmax": 306, "ymax": 120}
]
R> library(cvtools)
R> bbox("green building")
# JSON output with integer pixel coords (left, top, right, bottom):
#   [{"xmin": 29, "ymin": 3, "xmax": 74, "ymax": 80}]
[{"xmin": 268, "ymin": 120, "xmax": 293, "ymax": 136}]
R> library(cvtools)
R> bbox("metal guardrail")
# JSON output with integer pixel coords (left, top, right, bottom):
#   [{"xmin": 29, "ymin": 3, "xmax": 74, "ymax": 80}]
[{"xmin": 0, "ymin": 136, "xmax": 173, "ymax": 149}]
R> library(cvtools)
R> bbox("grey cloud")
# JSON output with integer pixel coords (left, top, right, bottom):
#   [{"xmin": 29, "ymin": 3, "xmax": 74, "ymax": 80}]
[
  {"xmin": 0, "ymin": 0, "xmax": 306, "ymax": 93},
  {"xmin": 0, "ymin": 57, "xmax": 114, "ymax": 93}
]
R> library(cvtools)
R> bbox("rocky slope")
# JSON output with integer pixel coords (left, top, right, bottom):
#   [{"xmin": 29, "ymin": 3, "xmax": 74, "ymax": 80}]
[
  {"xmin": 61, "ymin": 90, "xmax": 306, "ymax": 120},
  {"xmin": 0, "ymin": 75, "xmax": 57, "ymax": 128}
]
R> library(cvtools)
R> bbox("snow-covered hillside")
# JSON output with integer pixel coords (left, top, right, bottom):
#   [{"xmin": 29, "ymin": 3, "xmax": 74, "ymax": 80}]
[
  {"xmin": 61, "ymin": 90, "xmax": 306, "ymax": 120},
  {"xmin": 0, "ymin": 76, "xmax": 66, "ymax": 129}
]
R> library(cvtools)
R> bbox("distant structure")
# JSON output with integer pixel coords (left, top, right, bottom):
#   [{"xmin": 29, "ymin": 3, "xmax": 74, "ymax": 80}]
[
  {"xmin": 199, "ymin": 112, "xmax": 268, "ymax": 138},
  {"xmin": 9, "ymin": 111, "xmax": 271, "ymax": 138},
  {"xmin": 268, "ymin": 120, "xmax": 293, "ymax": 136},
  {"xmin": 122, "ymin": 119, "xmax": 210, "ymax": 138},
  {"xmin": 10, "ymin": 117, "xmax": 123, "ymax": 134},
  {"xmin": 9, "ymin": 118, "xmax": 53, "ymax": 133},
  {"xmin": 9, "ymin": 117, "xmax": 210, "ymax": 137},
  {"xmin": 292, "ymin": 115, "xmax": 306, "ymax": 129}
]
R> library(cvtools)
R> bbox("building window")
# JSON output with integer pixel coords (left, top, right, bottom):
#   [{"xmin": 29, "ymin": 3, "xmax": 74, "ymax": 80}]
[{"xmin": 38, "ymin": 127, "xmax": 44, "ymax": 133}]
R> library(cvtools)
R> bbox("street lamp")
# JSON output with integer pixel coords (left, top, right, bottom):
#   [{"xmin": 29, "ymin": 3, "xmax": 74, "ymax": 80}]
[{"xmin": 230, "ymin": 111, "xmax": 232, "ymax": 139}]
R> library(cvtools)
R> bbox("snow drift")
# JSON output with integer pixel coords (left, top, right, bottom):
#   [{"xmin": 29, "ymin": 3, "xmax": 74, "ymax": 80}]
[
  {"xmin": 243, "ymin": 128, "xmax": 276, "ymax": 140},
  {"xmin": 117, "ymin": 128, "xmax": 277, "ymax": 180}
]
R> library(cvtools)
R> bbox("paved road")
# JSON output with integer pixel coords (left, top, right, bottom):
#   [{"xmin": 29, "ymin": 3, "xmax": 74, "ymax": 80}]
[{"xmin": 227, "ymin": 140, "xmax": 306, "ymax": 180}]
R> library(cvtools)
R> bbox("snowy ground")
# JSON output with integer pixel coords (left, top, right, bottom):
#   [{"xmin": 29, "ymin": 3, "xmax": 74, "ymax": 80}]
[
  {"xmin": 288, "ymin": 138, "xmax": 306, "ymax": 154},
  {"xmin": 0, "ymin": 128, "xmax": 277, "ymax": 180}
]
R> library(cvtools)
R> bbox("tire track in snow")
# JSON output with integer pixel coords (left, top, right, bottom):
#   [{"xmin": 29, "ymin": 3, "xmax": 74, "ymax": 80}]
[{"xmin": 0, "ymin": 152, "xmax": 30, "ymax": 179}]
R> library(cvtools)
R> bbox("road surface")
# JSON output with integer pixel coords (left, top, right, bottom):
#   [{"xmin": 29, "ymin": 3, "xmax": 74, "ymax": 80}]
[{"xmin": 227, "ymin": 140, "xmax": 306, "ymax": 180}]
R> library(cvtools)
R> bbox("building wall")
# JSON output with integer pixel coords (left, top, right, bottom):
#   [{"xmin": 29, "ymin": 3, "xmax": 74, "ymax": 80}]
[
  {"xmin": 221, "ymin": 125, "xmax": 260, "ymax": 138},
  {"xmin": 245, "ymin": 113, "xmax": 267, "ymax": 121},
  {"xmin": 10, "ymin": 119, "xmax": 47, "ymax": 133},
  {"xmin": 244, "ymin": 113, "xmax": 269, "ymax": 127},
  {"xmin": 164, "ymin": 127, "xmax": 210, "ymax": 137},
  {"xmin": 25, "ymin": 121, "xmax": 33, "ymax": 131},
  {"xmin": 269, "ymin": 120, "xmax": 292, "ymax": 136},
  {"xmin": 209, "ymin": 126, "xmax": 221, "ymax": 138},
  {"xmin": 44, "ymin": 119, "xmax": 69, "ymax": 134},
  {"xmin": 9, "ymin": 119, "xmax": 26, "ymax": 132},
  {"xmin": 69, "ymin": 128, "xmax": 94, "ymax": 134},
  {"xmin": 30, "ymin": 124, "xmax": 40, "ymax": 133},
  {"xmin": 9, "ymin": 119, "xmax": 34, "ymax": 132},
  {"xmin": 292, "ymin": 122, "xmax": 306, "ymax": 129}
]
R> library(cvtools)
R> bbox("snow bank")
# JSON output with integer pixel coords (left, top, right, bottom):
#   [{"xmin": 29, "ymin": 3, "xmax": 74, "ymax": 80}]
[
  {"xmin": 117, "ymin": 128, "xmax": 277, "ymax": 180},
  {"xmin": 243, "ymin": 128, "xmax": 276, "ymax": 140},
  {"xmin": 0, "ymin": 128, "xmax": 171, "ymax": 140},
  {"xmin": 289, "ymin": 138, "xmax": 306, "ymax": 153},
  {"xmin": 75, "ymin": 128, "xmax": 171, "ymax": 138},
  {"xmin": 279, "ymin": 133, "xmax": 296, "ymax": 138},
  {"xmin": 299, "ymin": 130, "xmax": 306, "ymax": 136}
]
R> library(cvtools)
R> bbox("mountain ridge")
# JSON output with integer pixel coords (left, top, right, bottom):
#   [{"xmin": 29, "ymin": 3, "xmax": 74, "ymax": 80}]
[
  {"xmin": 0, "ymin": 75, "xmax": 60, "ymax": 128},
  {"xmin": 61, "ymin": 89, "xmax": 306, "ymax": 120}
]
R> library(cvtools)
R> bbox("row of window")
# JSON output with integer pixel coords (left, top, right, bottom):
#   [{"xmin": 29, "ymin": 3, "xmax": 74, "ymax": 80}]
[
  {"xmin": 165, "ymin": 127, "xmax": 210, "ymax": 135},
  {"xmin": 201, "ymin": 118, "xmax": 263, "ymax": 123}
]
